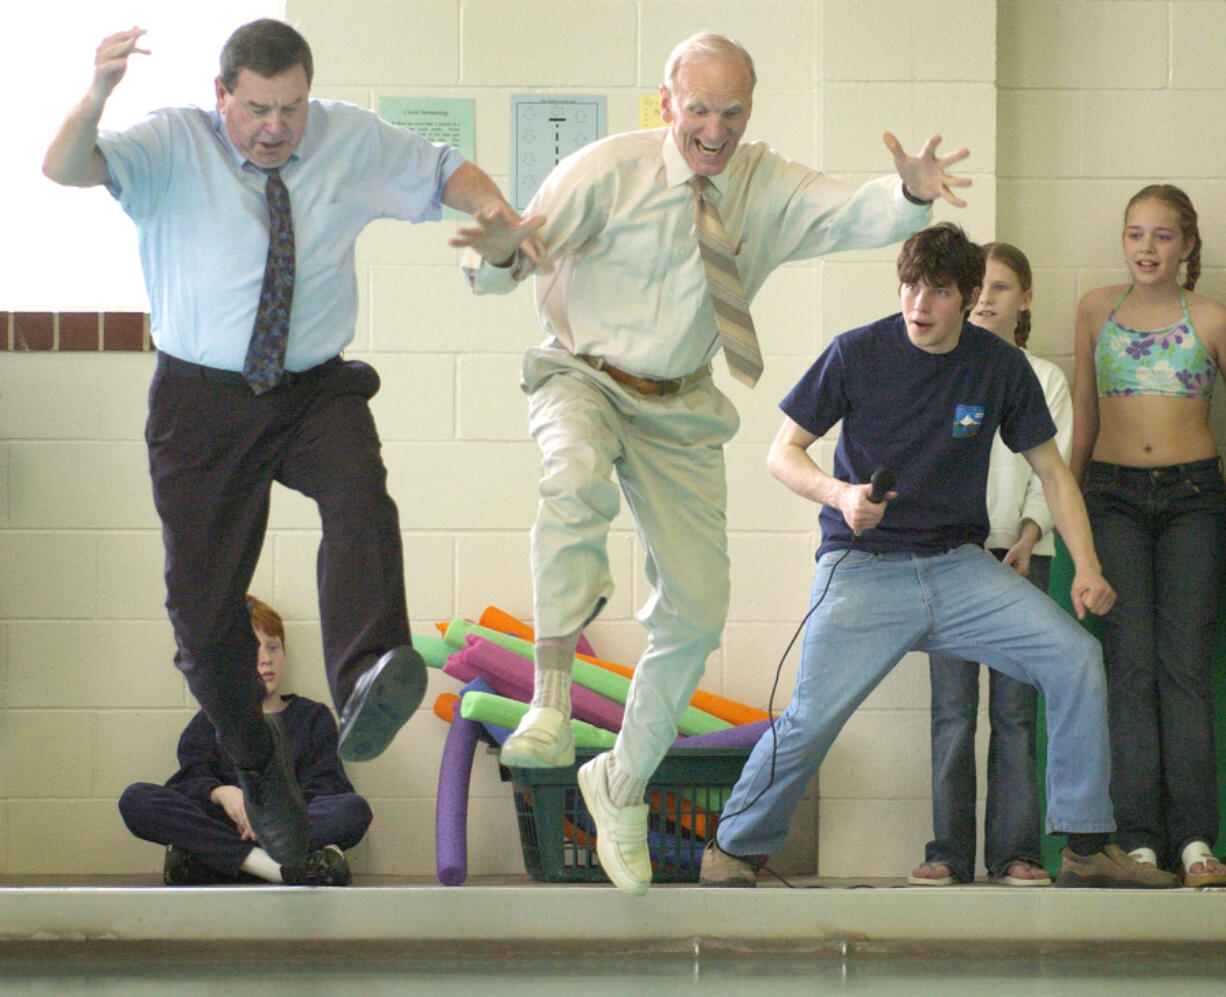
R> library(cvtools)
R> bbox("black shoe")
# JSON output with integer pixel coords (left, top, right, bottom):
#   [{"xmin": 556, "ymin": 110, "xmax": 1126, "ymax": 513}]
[
  {"xmin": 163, "ymin": 845, "xmax": 229, "ymax": 886},
  {"xmin": 236, "ymin": 713, "xmax": 309, "ymax": 867},
  {"xmin": 281, "ymin": 845, "xmax": 352, "ymax": 886},
  {"xmin": 337, "ymin": 644, "xmax": 427, "ymax": 762}
]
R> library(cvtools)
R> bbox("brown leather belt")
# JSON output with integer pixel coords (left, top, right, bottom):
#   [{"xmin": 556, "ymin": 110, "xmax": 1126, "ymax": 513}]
[{"xmin": 578, "ymin": 355, "xmax": 711, "ymax": 397}]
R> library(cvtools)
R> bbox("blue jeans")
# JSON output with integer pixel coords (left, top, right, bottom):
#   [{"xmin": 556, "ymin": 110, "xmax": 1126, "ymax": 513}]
[
  {"xmin": 716, "ymin": 545, "xmax": 1115, "ymax": 857},
  {"xmin": 1084, "ymin": 459, "xmax": 1226, "ymax": 863},
  {"xmin": 924, "ymin": 553, "xmax": 1050, "ymax": 881}
]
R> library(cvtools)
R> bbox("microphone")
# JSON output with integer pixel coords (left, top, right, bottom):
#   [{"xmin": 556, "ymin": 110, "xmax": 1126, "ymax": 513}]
[
  {"xmin": 867, "ymin": 467, "xmax": 895, "ymax": 504},
  {"xmin": 854, "ymin": 467, "xmax": 894, "ymax": 538}
]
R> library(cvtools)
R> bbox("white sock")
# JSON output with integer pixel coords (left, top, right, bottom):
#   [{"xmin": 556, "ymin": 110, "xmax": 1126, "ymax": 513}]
[
  {"xmin": 240, "ymin": 846, "xmax": 284, "ymax": 883},
  {"xmin": 1129, "ymin": 846, "xmax": 1159, "ymax": 868},
  {"xmin": 532, "ymin": 633, "xmax": 580, "ymax": 719},
  {"xmin": 1181, "ymin": 840, "xmax": 1215, "ymax": 871}
]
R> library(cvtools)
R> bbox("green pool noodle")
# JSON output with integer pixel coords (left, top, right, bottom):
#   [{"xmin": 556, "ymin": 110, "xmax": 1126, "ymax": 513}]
[
  {"xmin": 458, "ymin": 690, "xmax": 616, "ymax": 749},
  {"xmin": 442, "ymin": 619, "xmax": 731, "ymax": 736},
  {"xmin": 414, "ymin": 634, "xmax": 452, "ymax": 670}
]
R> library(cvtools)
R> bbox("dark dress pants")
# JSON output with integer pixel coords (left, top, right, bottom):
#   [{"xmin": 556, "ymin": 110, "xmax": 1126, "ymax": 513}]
[{"xmin": 146, "ymin": 356, "xmax": 410, "ymax": 767}]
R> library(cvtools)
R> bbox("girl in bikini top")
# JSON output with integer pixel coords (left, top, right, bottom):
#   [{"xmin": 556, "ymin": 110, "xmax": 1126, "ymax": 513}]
[{"xmin": 1094, "ymin": 285, "xmax": 1217, "ymax": 400}]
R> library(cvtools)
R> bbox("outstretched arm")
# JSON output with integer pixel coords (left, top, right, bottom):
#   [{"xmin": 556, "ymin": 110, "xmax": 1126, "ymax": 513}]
[
  {"xmin": 882, "ymin": 132, "xmax": 971, "ymax": 208},
  {"xmin": 445, "ymin": 164, "xmax": 546, "ymax": 268},
  {"xmin": 43, "ymin": 26, "xmax": 150, "ymax": 187}
]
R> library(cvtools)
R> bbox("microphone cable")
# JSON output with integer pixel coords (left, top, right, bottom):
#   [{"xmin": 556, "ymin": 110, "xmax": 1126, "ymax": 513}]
[{"xmin": 711, "ymin": 468, "xmax": 894, "ymax": 869}]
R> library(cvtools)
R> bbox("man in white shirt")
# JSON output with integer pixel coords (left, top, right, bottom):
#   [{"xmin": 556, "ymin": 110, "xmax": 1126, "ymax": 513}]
[{"xmin": 455, "ymin": 32, "xmax": 970, "ymax": 895}]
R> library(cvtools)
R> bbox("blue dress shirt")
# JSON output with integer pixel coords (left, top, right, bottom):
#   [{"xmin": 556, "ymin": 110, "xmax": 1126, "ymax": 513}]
[{"xmin": 99, "ymin": 100, "xmax": 465, "ymax": 371}]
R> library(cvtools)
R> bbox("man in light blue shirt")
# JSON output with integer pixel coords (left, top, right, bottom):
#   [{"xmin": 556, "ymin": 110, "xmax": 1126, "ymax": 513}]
[{"xmin": 44, "ymin": 19, "xmax": 540, "ymax": 866}]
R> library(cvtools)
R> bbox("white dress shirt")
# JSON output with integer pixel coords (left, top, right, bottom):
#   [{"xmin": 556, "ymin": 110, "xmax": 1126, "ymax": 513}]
[{"xmin": 464, "ymin": 128, "xmax": 928, "ymax": 379}]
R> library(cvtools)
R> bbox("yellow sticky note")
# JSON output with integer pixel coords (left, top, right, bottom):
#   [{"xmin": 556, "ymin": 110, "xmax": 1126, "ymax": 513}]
[{"xmin": 639, "ymin": 94, "xmax": 663, "ymax": 130}]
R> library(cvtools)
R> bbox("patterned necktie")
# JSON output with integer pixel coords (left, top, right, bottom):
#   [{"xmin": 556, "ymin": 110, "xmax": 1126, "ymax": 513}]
[
  {"xmin": 243, "ymin": 168, "xmax": 295, "ymax": 394},
  {"xmin": 689, "ymin": 175, "xmax": 762, "ymax": 387}
]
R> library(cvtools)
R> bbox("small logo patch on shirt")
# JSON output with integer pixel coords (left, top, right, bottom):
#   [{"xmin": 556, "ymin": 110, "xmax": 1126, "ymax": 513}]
[{"xmin": 953, "ymin": 404, "xmax": 984, "ymax": 438}]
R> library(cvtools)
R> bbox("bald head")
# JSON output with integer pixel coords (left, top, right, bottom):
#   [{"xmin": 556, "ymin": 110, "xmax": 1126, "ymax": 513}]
[{"xmin": 662, "ymin": 33, "xmax": 756, "ymax": 96}]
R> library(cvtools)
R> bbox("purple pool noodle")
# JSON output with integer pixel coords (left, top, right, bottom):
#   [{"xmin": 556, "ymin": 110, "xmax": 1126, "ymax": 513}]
[
  {"xmin": 435, "ymin": 711, "xmax": 483, "ymax": 886},
  {"xmin": 672, "ymin": 718, "xmax": 772, "ymax": 749},
  {"xmin": 575, "ymin": 632, "xmax": 597, "ymax": 657},
  {"xmin": 459, "ymin": 637, "xmax": 625, "ymax": 733}
]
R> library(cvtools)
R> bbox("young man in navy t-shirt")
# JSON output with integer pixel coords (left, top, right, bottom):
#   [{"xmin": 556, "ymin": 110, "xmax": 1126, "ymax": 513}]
[{"xmin": 701, "ymin": 223, "xmax": 1178, "ymax": 889}]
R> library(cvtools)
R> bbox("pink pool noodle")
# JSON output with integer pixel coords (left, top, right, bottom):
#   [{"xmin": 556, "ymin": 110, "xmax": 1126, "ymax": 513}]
[{"xmin": 447, "ymin": 636, "xmax": 626, "ymax": 733}]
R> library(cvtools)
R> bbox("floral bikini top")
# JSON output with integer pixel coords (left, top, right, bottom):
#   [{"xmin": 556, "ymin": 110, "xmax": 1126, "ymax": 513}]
[{"xmin": 1095, "ymin": 287, "xmax": 1217, "ymax": 400}]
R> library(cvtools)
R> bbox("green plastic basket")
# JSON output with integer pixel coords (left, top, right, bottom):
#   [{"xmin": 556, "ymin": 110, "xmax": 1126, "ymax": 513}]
[{"xmin": 503, "ymin": 746, "xmax": 750, "ymax": 883}]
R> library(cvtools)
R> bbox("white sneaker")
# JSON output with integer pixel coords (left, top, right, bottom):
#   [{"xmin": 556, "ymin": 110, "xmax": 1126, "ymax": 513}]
[
  {"xmin": 500, "ymin": 706, "xmax": 575, "ymax": 768},
  {"xmin": 576, "ymin": 752, "xmax": 651, "ymax": 896}
]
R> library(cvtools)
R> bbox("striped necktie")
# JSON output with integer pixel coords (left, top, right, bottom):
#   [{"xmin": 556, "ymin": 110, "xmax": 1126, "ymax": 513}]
[
  {"xmin": 689, "ymin": 175, "xmax": 762, "ymax": 387},
  {"xmin": 243, "ymin": 168, "xmax": 295, "ymax": 394}
]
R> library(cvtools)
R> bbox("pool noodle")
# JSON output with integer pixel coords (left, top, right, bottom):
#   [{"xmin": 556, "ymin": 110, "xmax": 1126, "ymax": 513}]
[
  {"xmin": 414, "ymin": 633, "xmax": 453, "ymax": 670},
  {"xmin": 447, "ymin": 636, "xmax": 625, "ymax": 733},
  {"xmin": 475, "ymin": 607, "xmax": 769, "ymax": 727},
  {"xmin": 459, "ymin": 690, "xmax": 616, "ymax": 750},
  {"xmin": 432, "ymin": 692, "xmax": 460, "ymax": 723},
  {"xmin": 477, "ymin": 605, "xmax": 597, "ymax": 657},
  {"xmin": 434, "ymin": 710, "xmax": 482, "ymax": 886},
  {"xmin": 442, "ymin": 618, "xmax": 729, "ymax": 736},
  {"xmin": 673, "ymin": 718, "xmax": 771, "ymax": 749}
]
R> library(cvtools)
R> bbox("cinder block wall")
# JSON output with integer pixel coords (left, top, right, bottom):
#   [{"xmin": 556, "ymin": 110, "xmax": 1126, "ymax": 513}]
[{"xmin": 4, "ymin": 0, "xmax": 1001, "ymax": 878}]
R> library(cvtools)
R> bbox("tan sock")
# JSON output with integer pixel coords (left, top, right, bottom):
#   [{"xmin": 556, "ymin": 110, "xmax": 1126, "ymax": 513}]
[
  {"xmin": 532, "ymin": 633, "xmax": 580, "ymax": 720},
  {"xmin": 606, "ymin": 753, "xmax": 649, "ymax": 808}
]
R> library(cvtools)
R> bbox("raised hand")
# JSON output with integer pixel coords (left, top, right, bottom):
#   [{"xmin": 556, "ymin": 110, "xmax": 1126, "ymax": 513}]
[
  {"xmin": 883, "ymin": 132, "xmax": 971, "ymax": 208},
  {"xmin": 92, "ymin": 26, "xmax": 151, "ymax": 104},
  {"xmin": 450, "ymin": 204, "xmax": 546, "ymax": 268}
]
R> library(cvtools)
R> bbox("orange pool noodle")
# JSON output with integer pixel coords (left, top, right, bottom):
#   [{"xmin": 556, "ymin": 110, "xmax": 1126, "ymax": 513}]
[
  {"xmin": 478, "ymin": 605, "xmax": 769, "ymax": 726},
  {"xmin": 433, "ymin": 692, "xmax": 460, "ymax": 724}
]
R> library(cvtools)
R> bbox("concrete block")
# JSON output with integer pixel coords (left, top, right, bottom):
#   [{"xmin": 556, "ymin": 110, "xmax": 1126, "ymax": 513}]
[
  {"xmin": 728, "ymin": 532, "xmax": 819, "ymax": 623},
  {"xmin": 93, "ymin": 709, "xmax": 196, "ymax": 797},
  {"xmin": 369, "ymin": 263, "xmax": 542, "ymax": 353},
  {"xmin": 287, "ymin": 0, "xmax": 461, "ymax": 86},
  {"xmin": 0, "ymin": 354, "xmax": 100, "ymax": 439},
  {"xmin": 463, "ymin": 0, "xmax": 637, "ymax": 86},
  {"xmin": 820, "ymin": 707, "xmax": 931, "ymax": 799},
  {"xmin": 8, "ymin": 621, "xmax": 181, "ymax": 708},
  {"xmin": 819, "ymin": 796, "xmax": 931, "ymax": 877},
  {"xmin": 456, "ymin": 354, "xmax": 530, "ymax": 440},
  {"xmin": 997, "ymin": 0, "xmax": 1167, "ymax": 90},
  {"xmin": 0, "ymin": 711, "xmax": 96, "ymax": 797},
  {"xmin": 725, "ymin": 442, "xmax": 813, "ymax": 533},
  {"xmin": 383, "ymin": 440, "xmax": 540, "ymax": 530},
  {"xmin": 364, "ymin": 352, "xmax": 456, "ymax": 442},
  {"xmin": 97, "ymin": 532, "xmax": 165, "ymax": 620},
  {"xmin": 0, "ymin": 532, "xmax": 97, "ymax": 618},
  {"xmin": 997, "ymin": 90, "xmax": 1081, "ymax": 180},
  {"xmin": 7, "ymin": 799, "xmax": 153, "ymax": 874},
  {"xmin": 8, "ymin": 441, "xmax": 155, "ymax": 529},
  {"xmin": 641, "ymin": 1, "xmax": 817, "ymax": 91}
]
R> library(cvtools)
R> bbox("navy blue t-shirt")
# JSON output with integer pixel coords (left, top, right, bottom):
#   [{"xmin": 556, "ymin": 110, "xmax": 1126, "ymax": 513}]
[{"xmin": 780, "ymin": 313, "xmax": 1056, "ymax": 558}]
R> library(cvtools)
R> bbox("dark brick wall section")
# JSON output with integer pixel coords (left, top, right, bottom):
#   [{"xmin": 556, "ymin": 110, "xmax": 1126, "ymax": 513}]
[
  {"xmin": 0, "ymin": 312, "xmax": 150, "ymax": 352},
  {"xmin": 103, "ymin": 312, "xmax": 149, "ymax": 351},
  {"xmin": 59, "ymin": 313, "xmax": 102, "ymax": 351},
  {"xmin": 13, "ymin": 313, "xmax": 54, "ymax": 351}
]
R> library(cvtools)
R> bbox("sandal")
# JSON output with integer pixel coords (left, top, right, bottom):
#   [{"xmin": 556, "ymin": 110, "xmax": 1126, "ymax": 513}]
[
  {"xmin": 991, "ymin": 859, "xmax": 1052, "ymax": 887},
  {"xmin": 907, "ymin": 861, "xmax": 956, "ymax": 887},
  {"xmin": 1181, "ymin": 841, "xmax": 1226, "ymax": 887}
]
